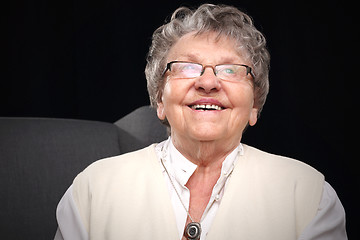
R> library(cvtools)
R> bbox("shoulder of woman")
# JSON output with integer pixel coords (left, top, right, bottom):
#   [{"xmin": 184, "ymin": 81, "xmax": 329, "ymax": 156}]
[
  {"xmin": 72, "ymin": 144, "xmax": 160, "ymax": 187},
  {"xmin": 241, "ymin": 144, "xmax": 324, "ymax": 181},
  {"xmin": 82, "ymin": 144, "xmax": 157, "ymax": 172}
]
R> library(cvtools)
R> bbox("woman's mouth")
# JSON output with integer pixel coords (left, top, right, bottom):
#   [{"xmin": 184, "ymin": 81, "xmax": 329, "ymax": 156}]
[{"xmin": 189, "ymin": 104, "xmax": 225, "ymax": 111}]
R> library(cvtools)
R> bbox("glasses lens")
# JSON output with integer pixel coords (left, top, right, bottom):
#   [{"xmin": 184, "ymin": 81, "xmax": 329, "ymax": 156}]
[
  {"xmin": 170, "ymin": 62, "xmax": 202, "ymax": 79},
  {"xmin": 215, "ymin": 65, "xmax": 248, "ymax": 81}
]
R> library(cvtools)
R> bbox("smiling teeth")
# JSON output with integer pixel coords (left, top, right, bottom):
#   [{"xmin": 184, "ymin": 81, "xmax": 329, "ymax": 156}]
[{"xmin": 191, "ymin": 104, "xmax": 223, "ymax": 111}]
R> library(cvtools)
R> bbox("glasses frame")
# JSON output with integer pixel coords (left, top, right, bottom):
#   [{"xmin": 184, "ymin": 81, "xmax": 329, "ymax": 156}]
[{"xmin": 163, "ymin": 61, "xmax": 255, "ymax": 81}]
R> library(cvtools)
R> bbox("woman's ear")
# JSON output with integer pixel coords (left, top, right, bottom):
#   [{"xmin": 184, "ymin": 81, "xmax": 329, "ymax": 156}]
[
  {"xmin": 249, "ymin": 108, "xmax": 258, "ymax": 126},
  {"xmin": 157, "ymin": 102, "xmax": 166, "ymax": 120}
]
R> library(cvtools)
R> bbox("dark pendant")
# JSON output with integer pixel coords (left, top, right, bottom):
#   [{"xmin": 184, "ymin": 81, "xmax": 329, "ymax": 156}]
[{"xmin": 184, "ymin": 222, "xmax": 201, "ymax": 240}]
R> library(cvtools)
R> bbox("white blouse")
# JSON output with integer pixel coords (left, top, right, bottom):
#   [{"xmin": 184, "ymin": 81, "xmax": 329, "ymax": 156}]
[{"xmin": 55, "ymin": 138, "xmax": 347, "ymax": 239}]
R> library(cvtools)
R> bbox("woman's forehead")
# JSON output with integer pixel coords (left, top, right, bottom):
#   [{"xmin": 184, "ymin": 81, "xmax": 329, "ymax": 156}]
[{"xmin": 167, "ymin": 31, "xmax": 246, "ymax": 64}]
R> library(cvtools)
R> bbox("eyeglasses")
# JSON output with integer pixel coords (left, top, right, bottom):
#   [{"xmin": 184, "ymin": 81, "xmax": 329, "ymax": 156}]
[{"xmin": 163, "ymin": 61, "xmax": 255, "ymax": 82}]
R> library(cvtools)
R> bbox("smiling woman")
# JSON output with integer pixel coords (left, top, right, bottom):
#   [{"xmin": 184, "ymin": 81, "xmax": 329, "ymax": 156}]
[
  {"xmin": 157, "ymin": 32, "xmax": 258, "ymax": 156},
  {"xmin": 54, "ymin": 4, "xmax": 347, "ymax": 240},
  {"xmin": 146, "ymin": 4, "xmax": 270, "ymax": 119}
]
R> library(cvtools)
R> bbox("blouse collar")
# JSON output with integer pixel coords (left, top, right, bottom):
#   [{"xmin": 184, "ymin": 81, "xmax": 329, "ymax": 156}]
[{"xmin": 157, "ymin": 137, "xmax": 243, "ymax": 188}]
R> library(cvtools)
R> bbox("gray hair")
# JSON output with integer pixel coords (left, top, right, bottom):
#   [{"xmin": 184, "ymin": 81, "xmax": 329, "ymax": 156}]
[{"xmin": 145, "ymin": 3, "xmax": 270, "ymax": 116}]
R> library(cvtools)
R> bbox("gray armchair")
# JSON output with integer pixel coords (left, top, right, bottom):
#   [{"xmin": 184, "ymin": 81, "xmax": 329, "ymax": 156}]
[
  {"xmin": 115, "ymin": 105, "xmax": 167, "ymax": 152},
  {"xmin": 0, "ymin": 106, "xmax": 167, "ymax": 239}
]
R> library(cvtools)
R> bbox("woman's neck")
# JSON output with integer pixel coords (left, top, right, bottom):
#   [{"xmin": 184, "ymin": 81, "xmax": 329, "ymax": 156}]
[{"xmin": 170, "ymin": 134, "xmax": 240, "ymax": 170}]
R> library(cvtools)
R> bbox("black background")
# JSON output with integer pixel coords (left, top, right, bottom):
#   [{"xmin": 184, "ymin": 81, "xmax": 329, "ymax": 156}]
[{"xmin": 3, "ymin": 0, "xmax": 355, "ymax": 238}]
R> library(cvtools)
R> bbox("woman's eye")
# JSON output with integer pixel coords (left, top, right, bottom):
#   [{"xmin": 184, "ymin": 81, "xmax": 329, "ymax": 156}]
[
  {"xmin": 223, "ymin": 68, "xmax": 235, "ymax": 74},
  {"xmin": 182, "ymin": 64, "xmax": 197, "ymax": 71}
]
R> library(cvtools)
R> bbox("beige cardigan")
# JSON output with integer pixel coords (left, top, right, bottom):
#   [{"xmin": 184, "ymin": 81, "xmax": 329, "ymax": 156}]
[{"xmin": 72, "ymin": 144, "xmax": 324, "ymax": 240}]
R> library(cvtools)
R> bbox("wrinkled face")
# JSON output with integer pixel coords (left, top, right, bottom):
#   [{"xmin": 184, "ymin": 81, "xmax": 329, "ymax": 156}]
[{"xmin": 157, "ymin": 32, "xmax": 258, "ymax": 144}]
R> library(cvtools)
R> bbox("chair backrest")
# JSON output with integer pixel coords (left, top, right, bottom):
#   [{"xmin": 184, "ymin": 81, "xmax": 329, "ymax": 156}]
[
  {"xmin": 0, "ymin": 106, "xmax": 167, "ymax": 239},
  {"xmin": 115, "ymin": 105, "xmax": 168, "ymax": 153},
  {"xmin": 0, "ymin": 118, "xmax": 122, "ymax": 239}
]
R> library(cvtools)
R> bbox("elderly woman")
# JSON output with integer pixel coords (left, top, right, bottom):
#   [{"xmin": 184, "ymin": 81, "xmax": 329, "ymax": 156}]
[{"xmin": 55, "ymin": 4, "xmax": 347, "ymax": 240}]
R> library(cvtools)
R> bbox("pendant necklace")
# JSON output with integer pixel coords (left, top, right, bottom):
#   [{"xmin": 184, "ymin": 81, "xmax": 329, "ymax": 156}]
[
  {"xmin": 160, "ymin": 143, "xmax": 240, "ymax": 240},
  {"xmin": 160, "ymin": 155, "xmax": 202, "ymax": 240}
]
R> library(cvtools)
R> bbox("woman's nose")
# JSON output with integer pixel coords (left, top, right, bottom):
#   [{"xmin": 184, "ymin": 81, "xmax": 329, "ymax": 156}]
[{"xmin": 194, "ymin": 68, "xmax": 222, "ymax": 93}]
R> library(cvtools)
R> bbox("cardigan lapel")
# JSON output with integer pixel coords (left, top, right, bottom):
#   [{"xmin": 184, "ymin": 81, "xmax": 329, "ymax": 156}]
[
  {"xmin": 206, "ymin": 144, "xmax": 297, "ymax": 240},
  {"xmin": 145, "ymin": 145, "xmax": 180, "ymax": 239}
]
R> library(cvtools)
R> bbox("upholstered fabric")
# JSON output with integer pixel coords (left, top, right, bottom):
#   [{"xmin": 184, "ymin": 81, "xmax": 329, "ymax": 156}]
[
  {"xmin": 115, "ymin": 106, "xmax": 167, "ymax": 153},
  {"xmin": 0, "ymin": 118, "xmax": 122, "ymax": 239}
]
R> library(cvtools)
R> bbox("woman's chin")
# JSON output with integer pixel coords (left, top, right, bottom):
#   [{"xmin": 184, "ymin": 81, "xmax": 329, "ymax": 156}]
[{"xmin": 186, "ymin": 126, "xmax": 226, "ymax": 142}]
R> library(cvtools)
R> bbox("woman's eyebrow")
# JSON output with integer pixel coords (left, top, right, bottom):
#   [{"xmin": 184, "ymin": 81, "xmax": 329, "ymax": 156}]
[
  {"xmin": 172, "ymin": 51, "xmax": 243, "ymax": 66},
  {"xmin": 174, "ymin": 53, "xmax": 202, "ymax": 62},
  {"xmin": 175, "ymin": 53, "xmax": 241, "ymax": 64},
  {"xmin": 217, "ymin": 56, "xmax": 241, "ymax": 64}
]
